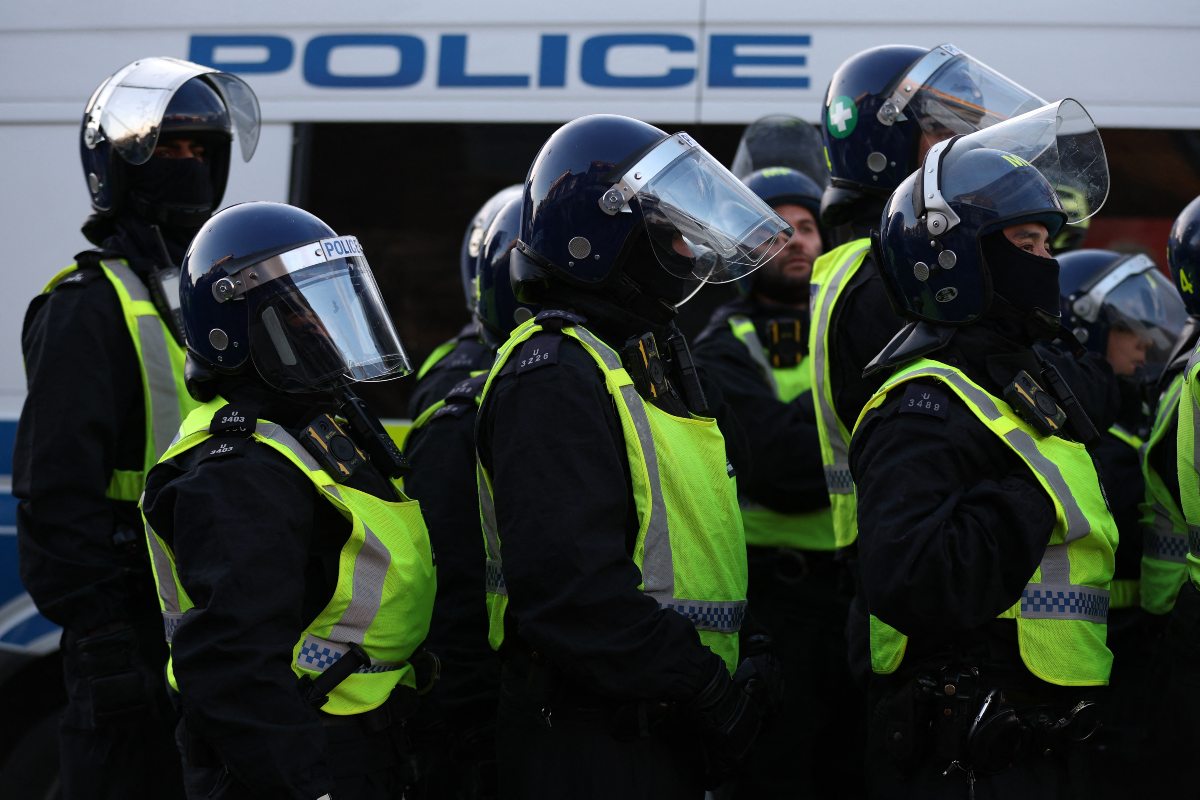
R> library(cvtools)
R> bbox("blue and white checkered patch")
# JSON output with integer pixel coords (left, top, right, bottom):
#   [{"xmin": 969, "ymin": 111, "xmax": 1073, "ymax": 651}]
[
  {"xmin": 823, "ymin": 466, "xmax": 853, "ymax": 493},
  {"xmin": 1145, "ymin": 531, "xmax": 1189, "ymax": 562},
  {"xmin": 1021, "ymin": 587, "xmax": 1109, "ymax": 623},
  {"xmin": 162, "ymin": 612, "xmax": 184, "ymax": 644},
  {"xmin": 485, "ymin": 559, "xmax": 507, "ymax": 595},
  {"xmin": 1189, "ymin": 527, "xmax": 1200, "ymax": 560},
  {"xmin": 665, "ymin": 600, "xmax": 747, "ymax": 633},
  {"xmin": 296, "ymin": 636, "xmax": 402, "ymax": 674}
]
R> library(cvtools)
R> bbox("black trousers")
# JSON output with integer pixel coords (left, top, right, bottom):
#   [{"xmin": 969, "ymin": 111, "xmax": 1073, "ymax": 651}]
[
  {"xmin": 1142, "ymin": 579, "xmax": 1200, "ymax": 795},
  {"xmin": 58, "ymin": 619, "xmax": 184, "ymax": 800},
  {"xmin": 495, "ymin": 662, "xmax": 706, "ymax": 800}
]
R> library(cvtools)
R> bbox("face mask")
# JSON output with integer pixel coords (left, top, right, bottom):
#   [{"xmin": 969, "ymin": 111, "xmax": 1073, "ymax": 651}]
[
  {"xmin": 982, "ymin": 231, "xmax": 1061, "ymax": 340},
  {"xmin": 126, "ymin": 156, "xmax": 214, "ymax": 213}
]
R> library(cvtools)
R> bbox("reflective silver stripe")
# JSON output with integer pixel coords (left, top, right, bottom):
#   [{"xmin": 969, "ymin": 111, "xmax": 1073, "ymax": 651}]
[
  {"xmin": 102, "ymin": 260, "xmax": 185, "ymax": 461},
  {"xmin": 729, "ymin": 316, "xmax": 779, "ymax": 395},
  {"xmin": 572, "ymin": 326, "xmax": 676, "ymax": 602},
  {"xmin": 296, "ymin": 634, "xmax": 403, "ymax": 674},
  {"xmin": 479, "ymin": 466, "xmax": 506, "ymax": 596},
  {"xmin": 812, "ymin": 246, "xmax": 868, "ymax": 495},
  {"xmin": 145, "ymin": 520, "xmax": 181, "ymax": 615},
  {"xmin": 1020, "ymin": 584, "xmax": 1109, "ymax": 623},
  {"xmin": 890, "ymin": 365, "xmax": 1094, "ymax": 596},
  {"xmin": 254, "ymin": 426, "xmax": 392, "ymax": 643},
  {"xmin": 1144, "ymin": 511, "xmax": 1188, "ymax": 563}
]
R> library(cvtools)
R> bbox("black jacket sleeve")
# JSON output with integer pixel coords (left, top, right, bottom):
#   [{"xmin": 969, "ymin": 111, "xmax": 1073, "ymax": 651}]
[
  {"xmin": 850, "ymin": 381, "xmax": 1056, "ymax": 637},
  {"xmin": 692, "ymin": 326, "xmax": 828, "ymax": 512},
  {"xmin": 142, "ymin": 442, "xmax": 336, "ymax": 798},
  {"xmin": 477, "ymin": 337, "xmax": 725, "ymax": 701},
  {"xmin": 14, "ymin": 270, "xmax": 150, "ymax": 631}
]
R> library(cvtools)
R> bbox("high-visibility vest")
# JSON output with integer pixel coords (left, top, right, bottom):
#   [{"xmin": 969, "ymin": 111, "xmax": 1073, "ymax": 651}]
[
  {"xmin": 856, "ymin": 359, "xmax": 1117, "ymax": 687},
  {"xmin": 1106, "ymin": 425, "xmax": 1142, "ymax": 611},
  {"xmin": 808, "ymin": 240, "xmax": 871, "ymax": 548},
  {"xmin": 1137, "ymin": 374, "xmax": 1191, "ymax": 614},
  {"xmin": 726, "ymin": 315, "xmax": 835, "ymax": 551},
  {"xmin": 1175, "ymin": 345, "xmax": 1200, "ymax": 590},
  {"xmin": 43, "ymin": 259, "xmax": 197, "ymax": 501},
  {"xmin": 143, "ymin": 399, "xmax": 437, "ymax": 715},
  {"xmin": 477, "ymin": 316, "xmax": 748, "ymax": 673}
]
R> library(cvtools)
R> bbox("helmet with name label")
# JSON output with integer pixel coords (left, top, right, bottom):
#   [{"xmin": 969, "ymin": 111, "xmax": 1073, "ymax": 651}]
[
  {"xmin": 180, "ymin": 201, "xmax": 410, "ymax": 395},
  {"xmin": 820, "ymin": 43, "xmax": 1044, "ymax": 226},
  {"xmin": 511, "ymin": 114, "xmax": 791, "ymax": 317},
  {"xmin": 1059, "ymin": 249, "xmax": 1186, "ymax": 383},
  {"xmin": 80, "ymin": 57, "xmax": 260, "ymax": 231},
  {"xmin": 1168, "ymin": 195, "xmax": 1200, "ymax": 316},
  {"xmin": 460, "ymin": 184, "xmax": 523, "ymax": 315}
]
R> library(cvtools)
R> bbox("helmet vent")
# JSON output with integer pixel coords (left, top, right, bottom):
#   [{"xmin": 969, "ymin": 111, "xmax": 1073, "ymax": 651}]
[{"xmin": 568, "ymin": 237, "xmax": 592, "ymax": 259}]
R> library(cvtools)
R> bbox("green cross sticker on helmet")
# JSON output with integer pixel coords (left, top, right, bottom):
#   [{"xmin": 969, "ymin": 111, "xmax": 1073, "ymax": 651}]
[{"xmin": 827, "ymin": 96, "xmax": 858, "ymax": 139}]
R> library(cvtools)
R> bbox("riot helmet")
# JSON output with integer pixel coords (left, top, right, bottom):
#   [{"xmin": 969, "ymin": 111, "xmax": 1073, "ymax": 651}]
[
  {"xmin": 459, "ymin": 185, "xmax": 524, "ymax": 315},
  {"xmin": 180, "ymin": 202, "xmax": 410, "ymax": 395},
  {"xmin": 820, "ymin": 43, "xmax": 1044, "ymax": 226},
  {"xmin": 1058, "ymin": 249, "xmax": 1186, "ymax": 384},
  {"xmin": 475, "ymin": 197, "xmax": 538, "ymax": 347},
  {"xmin": 1168, "ymin": 195, "xmax": 1200, "ymax": 316},
  {"xmin": 730, "ymin": 114, "xmax": 830, "ymax": 186},
  {"xmin": 80, "ymin": 57, "xmax": 260, "ymax": 231},
  {"xmin": 875, "ymin": 99, "xmax": 1108, "ymax": 328},
  {"xmin": 511, "ymin": 114, "xmax": 791, "ymax": 317},
  {"xmin": 737, "ymin": 167, "xmax": 825, "ymax": 300}
]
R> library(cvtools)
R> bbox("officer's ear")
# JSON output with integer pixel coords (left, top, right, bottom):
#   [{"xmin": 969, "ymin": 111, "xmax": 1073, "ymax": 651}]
[{"xmin": 184, "ymin": 354, "xmax": 219, "ymax": 402}]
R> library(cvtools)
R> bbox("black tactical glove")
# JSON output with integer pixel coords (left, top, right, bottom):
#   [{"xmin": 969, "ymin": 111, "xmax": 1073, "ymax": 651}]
[{"xmin": 689, "ymin": 652, "xmax": 783, "ymax": 788}]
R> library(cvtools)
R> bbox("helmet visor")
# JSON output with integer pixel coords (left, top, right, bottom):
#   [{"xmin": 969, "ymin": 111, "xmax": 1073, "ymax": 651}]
[
  {"xmin": 949, "ymin": 99, "xmax": 1109, "ymax": 225},
  {"xmin": 880, "ymin": 44, "xmax": 1045, "ymax": 137},
  {"xmin": 84, "ymin": 56, "xmax": 260, "ymax": 166},
  {"xmin": 1092, "ymin": 258, "xmax": 1188, "ymax": 378},
  {"xmin": 609, "ymin": 133, "xmax": 791, "ymax": 285},
  {"xmin": 244, "ymin": 237, "xmax": 411, "ymax": 393}
]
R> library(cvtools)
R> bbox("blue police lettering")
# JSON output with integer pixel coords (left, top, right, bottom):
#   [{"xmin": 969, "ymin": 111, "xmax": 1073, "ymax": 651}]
[{"xmin": 189, "ymin": 32, "xmax": 810, "ymax": 90}]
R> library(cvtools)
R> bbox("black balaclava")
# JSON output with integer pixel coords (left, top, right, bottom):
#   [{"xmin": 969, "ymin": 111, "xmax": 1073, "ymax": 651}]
[
  {"xmin": 982, "ymin": 230, "xmax": 1062, "ymax": 344},
  {"xmin": 125, "ymin": 150, "xmax": 215, "ymax": 245}
]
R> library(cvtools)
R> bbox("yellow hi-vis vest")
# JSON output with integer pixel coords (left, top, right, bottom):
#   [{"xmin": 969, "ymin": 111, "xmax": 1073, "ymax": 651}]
[
  {"xmin": 44, "ymin": 259, "xmax": 197, "ymax": 502},
  {"xmin": 727, "ymin": 315, "xmax": 835, "ymax": 551},
  {"xmin": 477, "ymin": 317, "xmax": 748, "ymax": 674},
  {"xmin": 1140, "ymin": 373, "xmax": 1189, "ymax": 613},
  {"xmin": 1175, "ymin": 345, "xmax": 1200, "ymax": 589},
  {"xmin": 1106, "ymin": 425, "xmax": 1143, "ymax": 611},
  {"xmin": 808, "ymin": 239, "xmax": 871, "ymax": 548},
  {"xmin": 855, "ymin": 360, "xmax": 1117, "ymax": 687},
  {"xmin": 142, "ymin": 399, "xmax": 437, "ymax": 715}
]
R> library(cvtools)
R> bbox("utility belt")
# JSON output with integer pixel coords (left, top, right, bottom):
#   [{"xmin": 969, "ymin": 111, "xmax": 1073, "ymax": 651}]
[
  {"xmin": 500, "ymin": 644, "xmax": 677, "ymax": 741},
  {"xmin": 880, "ymin": 663, "xmax": 1102, "ymax": 780}
]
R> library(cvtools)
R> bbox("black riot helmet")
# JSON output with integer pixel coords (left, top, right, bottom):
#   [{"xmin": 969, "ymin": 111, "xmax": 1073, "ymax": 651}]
[
  {"xmin": 820, "ymin": 43, "xmax": 1044, "ymax": 227},
  {"xmin": 511, "ymin": 114, "xmax": 791, "ymax": 319},
  {"xmin": 80, "ymin": 57, "xmax": 260, "ymax": 231},
  {"xmin": 736, "ymin": 167, "xmax": 826, "ymax": 297},
  {"xmin": 459, "ymin": 184, "xmax": 523, "ymax": 315},
  {"xmin": 875, "ymin": 99, "xmax": 1109, "ymax": 328},
  {"xmin": 1168, "ymin": 195, "xmax": 1200, "ymax": 317},
  {"xmin": 180, "ymin": 202, "xmax": 410, "ymax": 396},
  {"xmin": 730, "ymin": 114, "xmax": 830, "ymax": 187},
  {"xmin": 475, "ymin": 197, "xmax": 539, "ymax": 347},
  {"xmin": 1058, "ymin": 249, "xmax": 1186, "ymax": 384}
]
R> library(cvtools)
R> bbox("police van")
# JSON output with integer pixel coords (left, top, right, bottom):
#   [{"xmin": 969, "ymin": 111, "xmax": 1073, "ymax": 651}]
[{"xmin": 1, "ymin": 2, "xmax": 1198, "ymax": 792}]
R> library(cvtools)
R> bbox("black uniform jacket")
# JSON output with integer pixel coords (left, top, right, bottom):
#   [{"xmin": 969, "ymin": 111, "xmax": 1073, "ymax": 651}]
[
  {"xmin": 15, "ymin": 221, "xmax": 183, "ymax": 632},
  {"xmin": 475, "ymin": 314, "xmax": 729, "ymax": 702},
  {"xmin": 141, "ymin": 384, "xmax": 396, "ymax": 797},
  {"xmin": 407, "ymin": 323, "xmax": 494, "ymax": 419},
  {"xmin": 692, "ymin": 296, "xmax": 828, "ymax": 514},
  {"xmin": 849, "ymin": 323, "xmax": 1115, "ymax": 678}
]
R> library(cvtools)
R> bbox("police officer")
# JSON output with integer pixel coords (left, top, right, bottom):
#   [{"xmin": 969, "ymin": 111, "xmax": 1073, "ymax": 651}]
[
  {"xmin": 1057, "ymin": 249, "xmax": 1186, "ymax": 796},
  {"xmin": 13, "ymin": 57, "xmax": 260, "ymax": 799},
  {"xmin": 140, "ymin": 201, "xmax": 436, "ymax": 798},
  {"xmin": 810, "ymin": 43, "xmax": 1047, "ymax": 560},
  {"xmin": 475, "ymin": 114, "xmax": 787, "ymax": 799},
  {"xmin": 408, "ymin": 186, "xmax": 523, "ymax": 419},
  {"xmin": 405, "ymin": 196, "xmax": 534, "ymax": 800},
  {"xmin": 691, "ymin": 166, "xmax": 862, "ymax": 798},
  {"xmin": 851, "ymin": 105, "xmax": 1115, "ymax": 797},
  {"xmin": 1144, "ymin": 194, "xmax": 1200, "ymax": 795}
]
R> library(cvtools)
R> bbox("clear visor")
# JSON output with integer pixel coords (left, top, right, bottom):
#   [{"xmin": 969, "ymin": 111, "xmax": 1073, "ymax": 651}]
[
  {"xmin": 947, "ymin": 99, "xmax": 1109, "ymax": 224},
  {"xmin": 879, "ymin": 44, "xmax": 1045, "ymax": 136},
  {"xmin": 1094, "ymin": 261, "xmax": 1188, "ymax": 374},
  {"xmin": 83, "ymin": 56, "xmax": 260, "ymax": 166},
  {"xmin": 241, "ymin": 236, "xmax": 410, "ymax": 393},
  {"xmin": 606, "ymin": 133, "xmax": 791, "ymax": 285}
]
